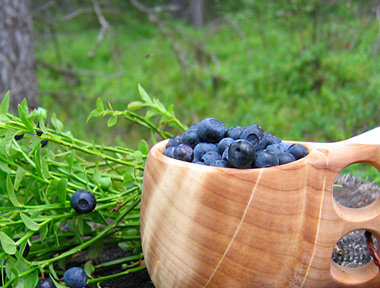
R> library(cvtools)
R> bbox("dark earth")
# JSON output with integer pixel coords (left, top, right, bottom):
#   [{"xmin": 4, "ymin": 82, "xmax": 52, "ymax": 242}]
[{"xmin": 69, "ymin": 174, "xmax": 379, "ymax": 287}]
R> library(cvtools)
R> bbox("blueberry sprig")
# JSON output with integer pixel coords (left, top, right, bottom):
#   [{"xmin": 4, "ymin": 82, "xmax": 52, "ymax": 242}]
[{"xmin": 164, "ymin": 118, "xmax": 309, "ymax": 168}]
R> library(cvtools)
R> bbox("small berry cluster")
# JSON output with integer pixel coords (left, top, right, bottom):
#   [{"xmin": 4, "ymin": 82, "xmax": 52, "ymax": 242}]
[{"xmin": 164, "ymin": 118, "xmax": 308, "ymax": 169}]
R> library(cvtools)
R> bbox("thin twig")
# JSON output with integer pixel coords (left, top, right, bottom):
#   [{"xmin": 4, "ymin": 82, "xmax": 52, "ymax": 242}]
[
  {"xmin": 130, "ymin": 0, "xmax": 187, "ymax": 72},
  {"xmin": 36, "ymin": 59, "xmax": 124, "ymax": 79},
  {"xmin": 364, "ymin": 231, "xmax": 380, "ymax": 272},
  {"xmin": 88, "ymin": 0, "xmax": 111, "ymax": 57}
]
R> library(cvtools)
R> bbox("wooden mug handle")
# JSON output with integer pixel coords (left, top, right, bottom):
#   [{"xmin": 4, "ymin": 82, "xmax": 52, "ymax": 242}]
[{"xmin": 310, "ymin": 127, "xmax": 380, "ymax": 286}]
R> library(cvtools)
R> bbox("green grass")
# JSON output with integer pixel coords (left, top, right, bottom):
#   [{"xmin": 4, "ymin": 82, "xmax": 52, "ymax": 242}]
[{"xmin": 35, "ymin": 4, "xmax": 379, "ymax": 181}]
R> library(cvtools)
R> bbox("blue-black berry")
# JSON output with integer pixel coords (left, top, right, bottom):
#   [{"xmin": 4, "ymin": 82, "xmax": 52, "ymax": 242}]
[
  {"xmin": 167, "ymin": 135, "xmax": 183, "ymax": 148},
  {"xmin": 210, "ymin": 159, "xmax": 231, "ymax": 168},
  {"xmin": 217, "ymin": 137, "xmax": 234, "ymax": 154},
  {"xmin": 254, "ymin": 150, "xmax": 279, "ymax": 168},
  {"xmin": 278, "ymin": 152, "xmax": 296, "ymax": 165},
  {"xmin": 197, "ymin": 118, "xmax": 226, "ymax": 143},
  {"xmin": 63, "ymin": 267, "xmax": 88, "ymax": 288},
  {"xmin": 228, "ymin": 140, "xmax": 256, "ymax": 168},
  {"xmin": 227, "ymin": 126, "xmax": 243, "ymax": 139},
  {"xmin": 193, "ymin": 143, "xmax": 218, "ymax": 162},
  {"xmin": 70, "ymin": 190, "xmax": 96, "ymax": 214},
  {"xmin": 173, "ymin": 144, "xmax": 193, "ymax": 162},
  {"xmin": 163, "ymin": 146, "xmax": 175, "ymax": 158},
  {"xmin": 36, "ymin": 278, "xmax": 56, "ymax": 288},
  {"xmin": 182, "ymin": 129, "xmax": 201, "ymax": 148},
  {"xmin": 201, "ymin": 151, "xmax": 222, "ymax": 165},
  {"xmin": 14, "ymin": 133, "xmax": 24, "ymax": 141},
  {"xmin": 288, "ymin": 144, "xmax": 308, "ymax": 160}
]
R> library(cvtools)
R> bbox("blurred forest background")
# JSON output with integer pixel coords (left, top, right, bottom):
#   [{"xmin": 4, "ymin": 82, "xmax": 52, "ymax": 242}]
[{"xmin": 1, "ymin": 0, "xmax": 379, "ymax": 148}]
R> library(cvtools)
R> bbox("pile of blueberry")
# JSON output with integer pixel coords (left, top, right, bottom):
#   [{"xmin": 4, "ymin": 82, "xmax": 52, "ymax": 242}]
[{"xmin": 163, "ymin": 118, "xmax": 308, "ymax": 168}]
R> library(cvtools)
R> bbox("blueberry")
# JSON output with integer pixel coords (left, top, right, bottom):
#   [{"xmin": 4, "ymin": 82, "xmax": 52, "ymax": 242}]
[
  {"xmin": 163, "ymin": 146, "xmax": 175, "ymax": 158},
  {"xmin": 193, "ymin": 143, "xmax": 218, "ymax": 162},
  {"xmin": 254, "ymin": 150, "xmax": 279, "ymax": 168},
  {"xmin": 189, "ymin": 122, "xmax": 200, "ymax": 130},
  {"xmin": 36, "ymin": 278, "xmax": 56, "ymax": 288},
  {"xmin": 182, "ymin": 129, "xmax": 201, "ymax": 148},
  {"xmin": 173, "ymin": 144, "xmax": 193, "ymax": 162},
  {"xmin": 63, "ymin": 267, "xmax": 88, "ymax": 288},
  {"xmin": 221, "ymin": 147, "xmax": 229, "ymax": 161},
  {"xmin": 193, "ymin": 161, "xmax": 206, "ymax": 165},
  {"xmin": 41, "ymin": 140, "xmax": 48, "ymax": 148},
  {"xmin": 70, "ymin": 190, "xmax": 96, "ymax": 214},
  {"xmin": 201, "ymin": 151, "xmax": 222, "ymax": 165},
  {"xmin": 210, "ymin": 159, "xmax": 231, "ymax": 168},
  {"xmin": 167, "ymin": 135, "xmax": 183, "ymax": 148},
  {"xmin": 264, "ymin": 132, "xmax": 281, "ymax": 147},
  {"xmin": 227, "ymin": 126, "xmax": 243, "ymax": 139},
  {"xmin": 266, "ymin": 143, "xmax": 290, "ymax": 155},
  {"xmin": 277, "ymin": 152, "xmax": 296, "ymax": 165},
  {"xmin": 36, "ymin": 130, "xmax": 43, "ymax": 136},
  {"xmin": 217, "ymin": 137, "xmax": 234, "ymax": 154},
  {"xmin": 288, "ymin": 144, "xmax": 308, "ymax": 160},
  {"xmin": 14, "ymin": 238, "xmax": 29, "ymax": 258},
  {"xmin": 197, "ymin": 118, "xmax": 227, "ymax": 143},
  {"xmin": 240, "ymin": 125, "xmax": 264, "ymax": 149},
  {"xmin": 14, "ymin": 133, "xmax": 24, "ymax": 141},
  {"xmin": 228, "ymin": 139, "xmax": 256, "ymax": 168}
]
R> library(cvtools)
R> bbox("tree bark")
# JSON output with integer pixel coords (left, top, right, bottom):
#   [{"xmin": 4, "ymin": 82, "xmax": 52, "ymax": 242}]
[
  {"xmin": 191, "ymin": 0, "xmax": 203, "ymax": 28},
  {"xmin": 0, "ymin": 0, "xmax": 39, "ymax": 111}
]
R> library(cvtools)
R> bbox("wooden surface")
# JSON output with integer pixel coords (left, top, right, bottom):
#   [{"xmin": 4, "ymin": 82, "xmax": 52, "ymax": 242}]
[{"xmin": 141, "ymin": 128, "xmax": 380, "ymax": 288}]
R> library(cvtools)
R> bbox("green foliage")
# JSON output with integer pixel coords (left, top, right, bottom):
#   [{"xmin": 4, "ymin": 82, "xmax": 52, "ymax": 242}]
[{"xmin": 0, "ymin": 89, "xmax": 183, "ymax": 286}]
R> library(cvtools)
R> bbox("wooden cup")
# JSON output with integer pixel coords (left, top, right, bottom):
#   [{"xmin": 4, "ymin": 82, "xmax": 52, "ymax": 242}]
[{"xmin": 141, "ymin": 128, "xmax": 380, "ymax": 288}]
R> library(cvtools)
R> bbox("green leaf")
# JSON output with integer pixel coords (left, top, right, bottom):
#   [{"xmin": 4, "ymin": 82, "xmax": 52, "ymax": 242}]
[
  {"xmin": 84, "ymin": 260, "xmax": 94, "ymax": 278},
  {"xmin": 57, "ymin": 178, "xmax": 67, "ymax": 204},
  {"xmin": 138, "ymin": 84, "xmax": 152, "ymax": 104},
  {"xmin": 17, "ymin": 99, "xmax": 33, "ymax": 131},
  {"xmin": 10, "ymin": 267, "xmax": 19, "ymax": 286},
  {"xmin": 127, "ymin": 101, "xmax": 146, "ymax": 110},
  {"xmin": 138, "ymin": 140, "xmax": 149, "ymax": 155},
  {"xmin": 22, "ymin": 269, "xmax": 38, "ymax": 288},
  {"xmin": 51, "ymin": 113, "xmax": 64, "ymax": 132},
  {"xmin": 0, "ymin": 91, "xmax": 10, "ymax": 114},
  {"xmin": 5, "ymin": 129, "xmax": 17, "ymax": 154},
  {"xmin": 6, "ymin": 174, "xmax": 21, "ymax": 207},
  {"xmin": 40, "ymin": 223, "xmax": 49, "ymax": 241},
  {"xmin": 88, "ymin": 240, "xmax": 104, "ymax": 259},
  {"xmin": 107, "ymin": 115, "xmax": 117, "ymax": 127},
  {"xmin": 0, "ymin": 232, "xmax": 17, "ymax": 255},
  {"xmin": 14, "ymin": 167, "xmax": 26, "ymax": 191},
  {"xmin": 86, "ymin": 109, "xmax": 102, "ymax": 122},
  {"xmin": 96, "ymin": 98, "xmax": 104, "ymax": 111},
  {"xmin": 0, "ymin": 162, "xmax": 12, "ymax": 173},
  {"xmin": 20, "ymin": 213, "xmax": 40, "ymax": 231}
]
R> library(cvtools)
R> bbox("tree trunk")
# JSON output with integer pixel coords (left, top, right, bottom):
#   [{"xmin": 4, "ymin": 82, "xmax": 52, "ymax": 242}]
[
  {"xmin": 191, "ymin": 0, "xmax": 203, "ymax": 28},
  {"xmin": 0, "ymin": 0, "xmax": 39, "ymax": 112}
]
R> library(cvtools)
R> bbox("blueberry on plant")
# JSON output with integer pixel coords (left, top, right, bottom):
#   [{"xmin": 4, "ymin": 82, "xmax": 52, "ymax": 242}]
[
  {"xmin": 63, "ymin": 267, "xmax": 88, "ymax": 288},
  {"xmin": 197, "ymin": 118, "xmax": 226, "ymax": 143},
  {"xmin": 41, "ymin": 140, "xmax": 48, "ymax": 148},
  {"xmin": 36, "ymin": 278, "xmax": 56, "ymax": 288},
  {"xmin": 228, "ymin": 139, "xmax": 256, "ymax": 168},
  {"xmin": 14, "ymin": 133, "xmax": 24, "ymax": 141},
  {"xmin": 173, "ymin": 144, "xmax": 193, "ymax": 162},
  {"xmin": 288, "ymin": 144, "xmax": 308, "ymax": 160},
  {"xmin": 70, "ymin": 190, "xmax": 96, "ymax": 214},
  {"xmin": 254, "ymin": 150, "xmax": 279, "ymax": 168}
]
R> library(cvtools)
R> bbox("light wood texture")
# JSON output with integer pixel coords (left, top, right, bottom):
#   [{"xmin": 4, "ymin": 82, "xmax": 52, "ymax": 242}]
[{"xmin": 141, "ymin": 127, "xmax": 380, "ymax": 288}]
